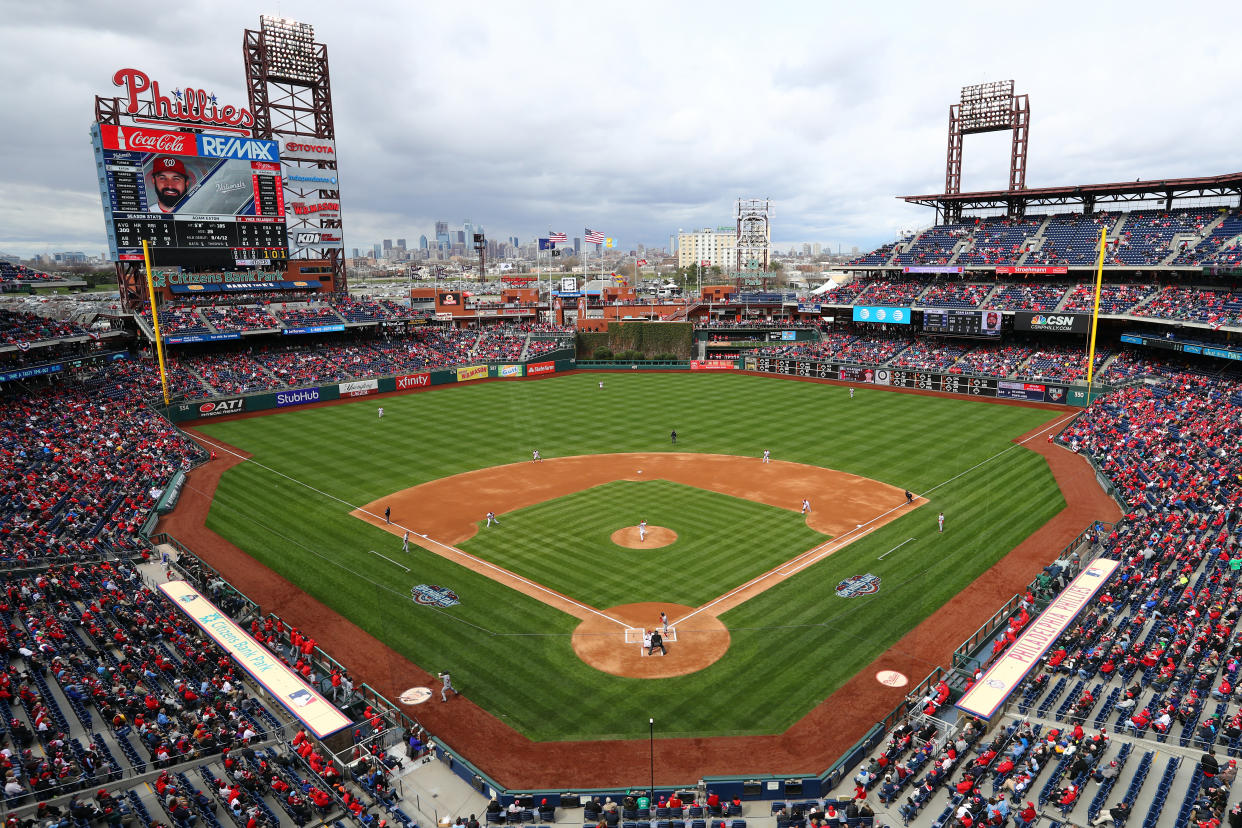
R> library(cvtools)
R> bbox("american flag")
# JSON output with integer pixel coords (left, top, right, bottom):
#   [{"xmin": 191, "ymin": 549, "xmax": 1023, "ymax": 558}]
[
  {"xmin": 585, "ymin": 228, "xmax": 605, "ymax": 244},
  {"xmin": 548, "ymin": 231, "xmax": 567, "ymax": 243}
]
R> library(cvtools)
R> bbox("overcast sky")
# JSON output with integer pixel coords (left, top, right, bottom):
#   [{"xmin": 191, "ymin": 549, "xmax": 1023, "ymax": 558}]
[{"xmin": 2, "ymin": 0, "xmax": 1240, "ymax": 259}]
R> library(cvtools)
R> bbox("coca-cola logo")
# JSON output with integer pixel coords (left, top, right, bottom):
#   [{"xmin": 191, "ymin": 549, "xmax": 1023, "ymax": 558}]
[{"xmin": 119, "ymin": 128, "xmax": 191, "ymax": 154}]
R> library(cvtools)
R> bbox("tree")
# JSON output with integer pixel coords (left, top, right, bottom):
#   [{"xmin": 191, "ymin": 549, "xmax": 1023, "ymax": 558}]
[
  {"xmin": 708, "ymin": 265, "xmax": 723, "ymax": 278},
  {"xmin": 768, "ymin": 260, "xmax": 785, "ymax": 273}
]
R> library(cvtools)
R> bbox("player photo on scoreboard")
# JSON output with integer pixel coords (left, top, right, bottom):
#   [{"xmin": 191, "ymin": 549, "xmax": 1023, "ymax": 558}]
[
  {"xmin": 981, "ymin": 309, "xmax": 1002, "ymax": 334},
  {"xmin": 144, "ymin": 155, "xmax": 264, "ymax": 217}
]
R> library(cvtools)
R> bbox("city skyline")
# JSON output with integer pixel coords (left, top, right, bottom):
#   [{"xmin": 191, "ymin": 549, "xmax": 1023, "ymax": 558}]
[{"xmin": 1, "ymin": 1, "xmax": 1241, "ymax": 259}]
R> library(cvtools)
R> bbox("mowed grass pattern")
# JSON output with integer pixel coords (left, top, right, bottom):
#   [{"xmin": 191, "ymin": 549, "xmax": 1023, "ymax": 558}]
[
  {"xmin": 459, "ymin": 480, "xmax": 829, "ymax": 608},
  {"xmin": 197, "ymin": 373, "xmax": 1067, "ymax": 740}
]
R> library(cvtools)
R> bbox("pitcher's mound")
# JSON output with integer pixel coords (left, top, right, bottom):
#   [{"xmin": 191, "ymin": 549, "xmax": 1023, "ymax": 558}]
[
  {"xmin": 572, "ymin": 602, "xmax": 729, "ymax": 678},
  {"xmin": 611, "ymin": 526, "xmax": 676, "ymax": 549}
]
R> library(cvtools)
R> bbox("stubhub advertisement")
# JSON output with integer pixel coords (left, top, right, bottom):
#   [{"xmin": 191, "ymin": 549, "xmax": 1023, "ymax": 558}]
[{"xmin": 276, "ymin": 387, "xmax": 321, "ymax": 408}]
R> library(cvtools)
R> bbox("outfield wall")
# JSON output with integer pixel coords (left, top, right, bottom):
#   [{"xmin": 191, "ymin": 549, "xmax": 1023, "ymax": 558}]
[{"xmin": 164, "ymin": 351, "xmax": 1100, "ymax": 424}]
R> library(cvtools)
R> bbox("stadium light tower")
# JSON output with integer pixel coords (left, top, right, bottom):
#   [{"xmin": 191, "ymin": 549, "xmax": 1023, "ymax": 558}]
[
  {"xmin": 735, "ymin": 198, "xmax": 771, "ymax": 274},
  {"xmin": 244, "ymin": 16, "xmax": 347, "ymax": 292},
  {"xmin": 944, "ymin": 81, "xmax": 1030, "ymax": 220}
]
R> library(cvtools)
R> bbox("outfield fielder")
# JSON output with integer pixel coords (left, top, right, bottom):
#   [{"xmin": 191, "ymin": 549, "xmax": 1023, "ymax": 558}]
[
  {"xmin": 378, "ymin": 407, "xmax": 384, "ymax": 420},
  {"xmin": 938, "ymin": 511, "xmax": 945, "ymax": 533}
]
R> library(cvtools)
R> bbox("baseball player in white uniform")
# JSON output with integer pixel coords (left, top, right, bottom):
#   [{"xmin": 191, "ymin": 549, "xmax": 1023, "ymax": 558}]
[
  {"xmin": 599, "ymin": 380, "xmax": 604, "ymax": 389},
  {"xmin": 402, "ymin": 531, "xmax": 410, "ymax": 553},
  {"xmin": 660, "ymin": 612, "xmax": 669, "ymax": 634},
  {"xmin": 938, "ymin": 512, "xmax": 945, "ymax": 533},
  {"xmin": 532, "ymin": 449, "xmax": 541, "ymax": 462},
  {"xmin": 762, "ymin": 449, "xmax": 771, "ymax": 464},
  {"xmin": 378, "ymin": 407, "xmax": 384, "ymax": 419},
  {"xmin": 486, "ymin": 511, "xmax": 500, "ymax": 527},
  {"xmin": 639, "ymin": 519, "xmax": 648, "ymax": 541},
  {"xmin": 801, "ymin": 498, "xmax": 811, "ymax": 515},
  {"xmin": 642, "ymin": 629, "xmax": 652, "ymax": 652}
]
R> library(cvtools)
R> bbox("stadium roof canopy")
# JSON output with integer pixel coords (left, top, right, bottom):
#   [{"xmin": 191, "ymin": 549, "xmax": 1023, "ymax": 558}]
[{"xmin": 902, "ymin": 171, "xmax": 1242, "ymax": 214}]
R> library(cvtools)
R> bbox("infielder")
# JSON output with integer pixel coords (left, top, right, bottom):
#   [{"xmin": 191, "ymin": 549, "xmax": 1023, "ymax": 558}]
[
  {"xmin": 532, "ymin": 449, "xmax": 542, "ymax": 462},
  {"xmin": 402, "ymin": 531, "xmax": 410, "ymax": 553},
  {"xmin": 384, "ymin": 506, "xmax": 391, "ymax": 524},
  {"xmin": 762, "ymin": 449, "xmax": 771, "ymax": 464},
  {"xmin": 439, "ymin": 672, "xmax": 460, "ymax": 702},
  {"xmin": 378, "ymin": 407, "xmax": 385, "ymax": 420},
  {"xmin": 486, "ymin": 511, "xmax": 500, "ymax": 527},
  {"xmin": 801, "ymin": 498, "xmax": 811, "ymax": 515},
  {"xmin": 639, "ymin": 519, "xmax": 648, "ymax": 542},
  {"xmin": 938, "ymin": 512, "xmax": 945, "ymax": 533}
]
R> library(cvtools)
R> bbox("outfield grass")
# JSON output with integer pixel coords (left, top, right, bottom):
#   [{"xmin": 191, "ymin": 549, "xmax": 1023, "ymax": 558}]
[
  {"xmin": 459, "ymin": 480, "xmax": 829, "ymax": 608},
  {"xmin": 197, "ymin": 372, "xmax": 1066, "ymax": 741}
]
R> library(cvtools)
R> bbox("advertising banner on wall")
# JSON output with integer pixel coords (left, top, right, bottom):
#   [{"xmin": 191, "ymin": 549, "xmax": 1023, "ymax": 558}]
[
  {"xmin": 196, "ymin": 397, "xmax": 245, "ymax": 417},
  {"xmin": 275, "ymin": 387, "xmax": 321, "ymax": 408},
  {"xmin": 852, "ymin": 306, "xmax": 910, "ymax": 325},
  {"xmin": 339, "ymin": 379, "xmax": 378, "ymax": 397},
  {"xmin": 498, "ymin": 365, "xmax": 525, "ymax": 377},
  {"xmin": 1014, "ymin": 312, "xmax": 1090, "ymax": 334},
  {"xmin": 394, "ymin": 373, "xmax": 430, "ymax": 390},
  {"xmin": 997, "ymin": 381, "xmax": 1046, "ymax": 401},
  {"xmin": 527, "ymin": 361, "xmax": 556, "ymax": 375},
  {"xmin": 456, "ymin": 365, "xmax": 488, "ymax": 382},
  {"xmin": 691, "ymin": 360, "xmax": 737, "ymax": 370}
]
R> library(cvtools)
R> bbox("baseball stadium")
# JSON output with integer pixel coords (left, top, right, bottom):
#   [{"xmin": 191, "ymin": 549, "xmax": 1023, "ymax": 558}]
[{"xmin": 2, "ymin": 14, "xmax": 1242, "ymax": 828}]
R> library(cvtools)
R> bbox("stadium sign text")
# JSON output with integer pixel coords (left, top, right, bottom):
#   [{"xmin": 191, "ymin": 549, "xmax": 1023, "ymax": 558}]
[
  {"xmin": 112, "ymin": 68, "xmax": 255, "ymax": 132},
  {"xmin": 276, "ymin": 388, "xmax": 321, "ymax": 408},
  {"xmin": 395, "ymin": 373, "xmax": 430, "ymax": 390},
  {"xmin": 527, "ymin": 361, "xmax": 556, "ymax": 375},
  {"xmin": 197, "ymin": 398, "xmax": 244, "ymax": 417}
]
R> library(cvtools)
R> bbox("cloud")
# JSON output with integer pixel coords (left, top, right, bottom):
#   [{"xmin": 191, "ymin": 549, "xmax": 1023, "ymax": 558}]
[{"xmin": 1, "ymin": 0, "xmax": 1241, "ymax": 258}]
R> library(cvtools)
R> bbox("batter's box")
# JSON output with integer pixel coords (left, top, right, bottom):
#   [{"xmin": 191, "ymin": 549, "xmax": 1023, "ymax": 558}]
[{"xmin": 625, "ymin": 627, "xmax": 678, "ymax": 656}]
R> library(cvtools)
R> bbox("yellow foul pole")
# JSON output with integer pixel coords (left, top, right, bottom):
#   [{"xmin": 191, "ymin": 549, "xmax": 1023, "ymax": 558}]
[
  {"xmin": 142, "ymin": 240, "xmax": 172, "ymax": 406},
  {"xmin": 1084, "ymin": 225, "xmax": 1107, "ymax": 402}
]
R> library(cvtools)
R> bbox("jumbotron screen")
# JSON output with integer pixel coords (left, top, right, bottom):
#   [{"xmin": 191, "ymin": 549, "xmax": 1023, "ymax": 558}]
[
  {"xmin": 922, "ymin": 309, "xmax": 1003, "ymax": 337},
  {"xmin": 91, "ymin": 123, "xmax": 288, "ymax": 267}
]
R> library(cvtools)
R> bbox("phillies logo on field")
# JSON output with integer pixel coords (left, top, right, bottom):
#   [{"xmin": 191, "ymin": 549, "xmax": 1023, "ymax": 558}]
[{"xmin": 835, "ymin": 573, "xmax": 882, "ymax": 598}]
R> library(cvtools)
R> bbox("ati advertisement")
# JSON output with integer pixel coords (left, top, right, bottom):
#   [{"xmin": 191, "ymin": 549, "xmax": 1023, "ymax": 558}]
[
  {"xmin": 195, "ymin": 397, "xmax": 245, "ymax": 417},
  {"xmin": 1014, "ymin": 312, "xmax": 1090, "ymax": 334},
  {"xmin": 93, "ymin": 124, "xmax": 287, "ymax": 266}
]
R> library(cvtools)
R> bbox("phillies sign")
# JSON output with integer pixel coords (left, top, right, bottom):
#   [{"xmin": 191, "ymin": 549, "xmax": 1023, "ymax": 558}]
[{"xmin": 112, "ymin": 68, "xmax": 255, "ymax": 133}]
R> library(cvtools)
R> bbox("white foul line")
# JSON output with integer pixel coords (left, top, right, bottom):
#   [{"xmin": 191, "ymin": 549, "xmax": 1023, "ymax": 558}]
[
  {"xmin": 878, "ymin": 538, "xmax": 916, "ymax": 561},
  {"xmin": 674, "ymin": 411, "xmax": 1079, "ymax": 628},
  {"xmin": 368, "ymin": 549, "xmax": 411, "ymax": 573},
  {"xmin": 191, "ymin": 433, "xmax": 630, "ymax": 629}
]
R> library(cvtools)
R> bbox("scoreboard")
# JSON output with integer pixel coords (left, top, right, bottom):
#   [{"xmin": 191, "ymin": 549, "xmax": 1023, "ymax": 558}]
[
  {"xmin": 91, "ymin": 123, "xmax": 289, "ymax": 268},
  {"xmin": 922, "ymin": 309, "xmax": 1003, "ymax": 337}
]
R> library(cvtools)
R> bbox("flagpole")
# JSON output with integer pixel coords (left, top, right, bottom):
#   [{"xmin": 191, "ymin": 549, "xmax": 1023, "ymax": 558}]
[{"xmin": 1085, "ymin": 225, "xmax": 1107, "ymax": 403}]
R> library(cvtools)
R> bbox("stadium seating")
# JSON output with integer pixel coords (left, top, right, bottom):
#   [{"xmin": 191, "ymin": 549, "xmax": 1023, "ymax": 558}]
[
  {"xmin": 0, "ymin": 310, "xmax": 87, "ymax": 345},
  {"xmin": 1130, "ymin": 286, "xmax": 1242, "ymax": 328}
]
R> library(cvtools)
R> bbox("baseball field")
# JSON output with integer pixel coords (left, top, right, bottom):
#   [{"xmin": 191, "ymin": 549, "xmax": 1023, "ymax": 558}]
[{"xmin": 187, "ymin": 372, "xmax": 1067, "ymax": 744}]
